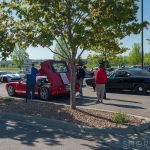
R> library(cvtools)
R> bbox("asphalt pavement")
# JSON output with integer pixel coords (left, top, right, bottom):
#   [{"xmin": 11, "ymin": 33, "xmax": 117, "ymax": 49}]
[
  {"xmin": 1, "ymin": 83, "xmax": 150, "ymax": 149},
  {"xmin": 0, "ymin": 112, "xmax": 150, "ymax": 150}
]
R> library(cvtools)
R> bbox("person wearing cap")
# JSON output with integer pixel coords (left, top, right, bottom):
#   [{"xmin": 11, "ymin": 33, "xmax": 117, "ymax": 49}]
[
  {"xmin": 27, "ymin": 63, "xmax": 38, "ymax": 100},
  {"xmin": 94, "ymin": 63, "xmax": 107, "ymax": 103}
]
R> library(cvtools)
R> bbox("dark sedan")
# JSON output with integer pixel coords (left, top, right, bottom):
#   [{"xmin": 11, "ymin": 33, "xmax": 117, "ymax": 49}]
[{"xmin": 85, "ymin": 69, "xmax": 150, "ymax": 94}]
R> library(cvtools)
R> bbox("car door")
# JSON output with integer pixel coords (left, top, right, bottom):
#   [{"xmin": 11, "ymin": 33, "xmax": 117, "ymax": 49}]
[
  {"xmin": 107, "ymin": 71, "xmax": 132, "ymax": 90},
  {"xmin": 107, "ymin": 72, "xmax": 117, "ymax": 89},
  {"xmin": 15, "ymin": 80, "xmax": 27, "ymax": 95},
  {"xmin": 121, "ymin": 71, "xmax": 134, "ymax": 89}
]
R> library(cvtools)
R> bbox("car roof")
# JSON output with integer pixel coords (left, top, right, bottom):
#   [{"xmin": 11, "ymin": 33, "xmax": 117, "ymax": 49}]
[{"xmin": 114, "ymin": 68, "xmax": 150, "ymax": 77}]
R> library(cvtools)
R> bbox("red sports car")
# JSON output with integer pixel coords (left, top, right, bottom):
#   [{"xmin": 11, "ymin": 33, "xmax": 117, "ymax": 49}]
[
  {"xmin": 6, "ymin": 76, "xmax": 76, "ymax": 100},
  {"xmin": 6, "ymin": 60, "xmax": 79, "ymax": 100}
]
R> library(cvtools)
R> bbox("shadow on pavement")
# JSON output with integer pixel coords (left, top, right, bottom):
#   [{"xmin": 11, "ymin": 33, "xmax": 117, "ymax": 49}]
[
  {"xmin": 107, "ymin": 98, "xmax": 141, "ymax": 104},
  {"xmin": 0, "ymin": 113, "xmax": 149, "ymax": 150},
  {"xmin": 75, "ymin": 96, "xmax": 144, "ymax": 109},
  {"xmin": 106, "ymin": 90, "xmax": 150, "ymax": 96},
  {"xmin": 103, "ymin": 103, "xmax": 145, "ymax": 109},
  {"xmin": 44, "ymin": 95, "xmax": 145, "ymax": 110}
]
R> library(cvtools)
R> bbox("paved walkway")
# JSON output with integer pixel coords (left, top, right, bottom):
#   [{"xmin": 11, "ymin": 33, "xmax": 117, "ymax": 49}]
[
  {"xmin": 0, "ymin": 112, "xmax": 150, "ymax": 150},
  {"xmin": 75, "ymin": 87, "xmax": 150, "ymax": 118}
]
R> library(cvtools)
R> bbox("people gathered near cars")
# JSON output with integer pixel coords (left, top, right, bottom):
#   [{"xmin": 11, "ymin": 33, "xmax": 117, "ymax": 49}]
[
  {"xmin": 76, "ymin": 65, "xmax": 86, "ymax": 97},
  {"xmin": 26, "ymin": 63, "xmax": 39, "ymax": 100},
  {"xmin": 94, "ymin": 63, "xmax": 107, "ymax": 103},
  {"xmin": 2, "ymin": 60, "xmax": 150, "ymax": 102}
]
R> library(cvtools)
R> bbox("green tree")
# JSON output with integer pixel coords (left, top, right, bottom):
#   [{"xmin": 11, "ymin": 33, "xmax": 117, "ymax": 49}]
[
  {"xmin": 111, "ymin": 55, "xmax": 130, "ymax": 67},
  {"xmin": 0, "ymin": 6, "xmax": 15, "ymax": 59},
  {"xmin": 129, "ymin": 43, "xmax": 142, "ymax": 65},
  {"xmin": 2, "ymin": 0, "xmax": 148, "ymax": 109},
  {"xmin": 144, "ymin": 52, "xmax": 150, "ymax": 65},
  {"xmin": 87, "ymin": 54, "xmax": 103, "ymax": 68},
  {"xmin": 11, "ymin": 45, "xmax": 29, "ymax": 69},
  {"xmin": 90, "ymin": 40, "xmax": 127, "ymax": 67}
]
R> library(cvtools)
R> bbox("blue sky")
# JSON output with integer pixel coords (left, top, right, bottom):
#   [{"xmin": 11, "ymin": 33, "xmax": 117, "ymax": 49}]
[
  {"xmin": 120, "ymin": 0, "xmax": 150, "ymax": 56},
  {"xmin": 1, "ymin": 0, "xmax": 150, "ymax": 59}
]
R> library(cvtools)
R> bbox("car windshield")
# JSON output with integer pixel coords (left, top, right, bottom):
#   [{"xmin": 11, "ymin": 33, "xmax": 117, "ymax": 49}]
[
  {"xmin": 128, "ymin": 70, "xmax": 150, "ymax": 77},
  {"xmin": 52, "ymin": 62, "xmax": 68, "ymax": 73}
]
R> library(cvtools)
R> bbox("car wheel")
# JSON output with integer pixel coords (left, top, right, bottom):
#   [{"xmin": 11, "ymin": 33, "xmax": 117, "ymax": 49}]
[
  {"xmin": 7, "ymin": 85, "xmax": 15, "ymax": 96},
  {"xmin": 39, "ymin": 87, "xmax": 50, "ymax": 100},
  {"xmin": 3, "ymin": 77, "xmax": 8, "ymax": 83},
  {"xmin": 66, "ymin": 92, "xmax": 70, "ymax": 98},
  {"xmin": 134, "ymin": 84, "xmax": 147, "ymax": 95}
]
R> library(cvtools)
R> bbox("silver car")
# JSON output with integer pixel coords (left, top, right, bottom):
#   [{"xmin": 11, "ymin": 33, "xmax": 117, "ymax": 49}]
[{"xmin": 0, "ymin": 71, "xmax": 21, "ymax": 82}]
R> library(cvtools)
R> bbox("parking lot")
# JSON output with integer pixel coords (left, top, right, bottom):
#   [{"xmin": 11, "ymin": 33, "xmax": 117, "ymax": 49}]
[{"xmin": 0, "ymin": 82, "xmax": 150, "ymax": 118}]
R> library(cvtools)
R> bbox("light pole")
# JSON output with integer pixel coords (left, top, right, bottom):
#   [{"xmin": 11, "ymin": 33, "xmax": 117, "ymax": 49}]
[{"xmin": 141, "ymin": 0, "xmax": 144, "ymax": 69}]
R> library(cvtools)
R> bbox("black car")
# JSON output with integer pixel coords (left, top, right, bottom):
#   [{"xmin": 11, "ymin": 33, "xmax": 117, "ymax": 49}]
[{"xmin": 85, "ymin": 69, "xmax": 150, "ymax": 94}]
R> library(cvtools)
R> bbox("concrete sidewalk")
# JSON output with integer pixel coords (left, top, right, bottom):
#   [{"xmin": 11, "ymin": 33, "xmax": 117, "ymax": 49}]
[{"xmin": 0, "ymin": 112, "xmax": 150, "ymax": 150}]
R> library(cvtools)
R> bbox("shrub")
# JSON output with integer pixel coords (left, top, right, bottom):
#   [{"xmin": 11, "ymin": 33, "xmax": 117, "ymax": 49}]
[{"xmin": 112, "ymin": 112, "xmax": 128, "ymax": 124}]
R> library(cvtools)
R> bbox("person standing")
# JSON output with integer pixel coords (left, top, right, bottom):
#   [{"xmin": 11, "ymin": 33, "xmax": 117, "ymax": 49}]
[
  {"xmin": 95, "ymin": 63, "xmax": 107, "ymax": 103},
  {"xmin": 27, "ymin": 63, "xmax": 38, "ymax": 100},
  {"xmin": 77, "ymin": 66, "xmax": 86, "ymax": 96},
  {"xmin": 90, "ymin": 68, "xmax": 94, "ymax": 77}
]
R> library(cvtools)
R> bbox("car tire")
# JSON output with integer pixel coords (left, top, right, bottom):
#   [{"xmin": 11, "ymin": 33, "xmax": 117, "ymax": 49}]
[
  {"xmin": 66, "ymin": 92, "xmax": 70, "ymax": 98},
  {"xmin": 3, "ymin": 77, "xmax": 8, "ymax": 83},
  {"xmin": 134, "ymin": 84, "xmax": 147, "ymax": 95},
  {"xmin": 39, "ymin": 87, "xmax": 51, "ymax": 101},
  {"xmin": 7, "ymin": 85, "xmax": 15, "ymax": 96}
]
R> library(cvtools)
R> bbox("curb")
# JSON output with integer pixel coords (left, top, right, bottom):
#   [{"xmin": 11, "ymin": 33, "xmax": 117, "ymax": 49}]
[{"xmin": 77, "ymin": 106, "xmax": 150, "ymax": 133}]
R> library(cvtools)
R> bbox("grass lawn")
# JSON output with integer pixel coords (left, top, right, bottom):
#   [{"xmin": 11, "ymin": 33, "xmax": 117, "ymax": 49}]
[{"xmin": 0, "ymin": 67, "xmax": 20, "ymax": 72}]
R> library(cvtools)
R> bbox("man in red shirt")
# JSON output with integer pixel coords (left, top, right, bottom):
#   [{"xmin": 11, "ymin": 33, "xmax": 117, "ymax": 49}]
[{"xmin": 95, "ymin": 63, "xmax": 107, "ymax": 103}]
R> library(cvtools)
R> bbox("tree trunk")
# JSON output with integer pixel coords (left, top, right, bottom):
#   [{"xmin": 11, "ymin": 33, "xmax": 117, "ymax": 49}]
[{"xmin": 70, "ymin": 60, "xmax": 76, "ymax": 109}]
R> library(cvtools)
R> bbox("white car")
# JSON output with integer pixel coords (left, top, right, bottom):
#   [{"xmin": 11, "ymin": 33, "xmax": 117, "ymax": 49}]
[{"xmin": 0, "ymin": 71, "xmax": 21, "ymax": 82}]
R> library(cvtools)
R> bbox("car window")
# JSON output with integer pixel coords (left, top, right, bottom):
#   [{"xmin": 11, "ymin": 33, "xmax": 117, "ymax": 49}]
[
  {"xmin": 114, "ymin": 71, "xmax": 126, "ymax": 77},
  {"xmin": 131, "ymin": 70, "xmax": 150, "ymax": 77},
  {"xmin": 109, "ymin": 72, "xmax": 115, "ymax": 78},
  {"xmin": 7, "ymin": 71, "xmax": 12, "ymax": 74},
  {"xmin": 124, "ymin": 72, "xmax": 133, "ymax": 77},
  {"xmin": 114, "ymin": 71, "xmax": 132, "ymax": 77},
  {"xmin": 52, "ymin": 62, "xmax": 68, "ymax": 73}
]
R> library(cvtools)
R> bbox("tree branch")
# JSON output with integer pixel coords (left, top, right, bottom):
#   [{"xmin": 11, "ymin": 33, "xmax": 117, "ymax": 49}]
[
  {"xmin": 76, "ymin": 49, "xmax": 85, "ymax": 61},
  {"xmin": 47, "ymin": 47, "xmax": 68, "ymax": 60},
  {"xmin": 54, "ymin": 36, "xmax": 70, "ymax": 59},
  {"xmin": 58, "ymin": 29, "xmax": 72, "ymax": 58}
]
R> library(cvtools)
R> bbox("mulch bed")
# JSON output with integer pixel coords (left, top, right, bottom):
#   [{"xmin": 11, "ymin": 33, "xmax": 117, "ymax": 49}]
[{"xmin": 0, "ymin": 97, "xmax": 142, "ymax": 128}]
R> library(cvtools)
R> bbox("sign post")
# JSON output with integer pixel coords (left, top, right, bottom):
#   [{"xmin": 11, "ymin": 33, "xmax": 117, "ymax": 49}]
[{"xmin": 23, "ymin": 59, "xmax": 32, "ymax": 103}]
